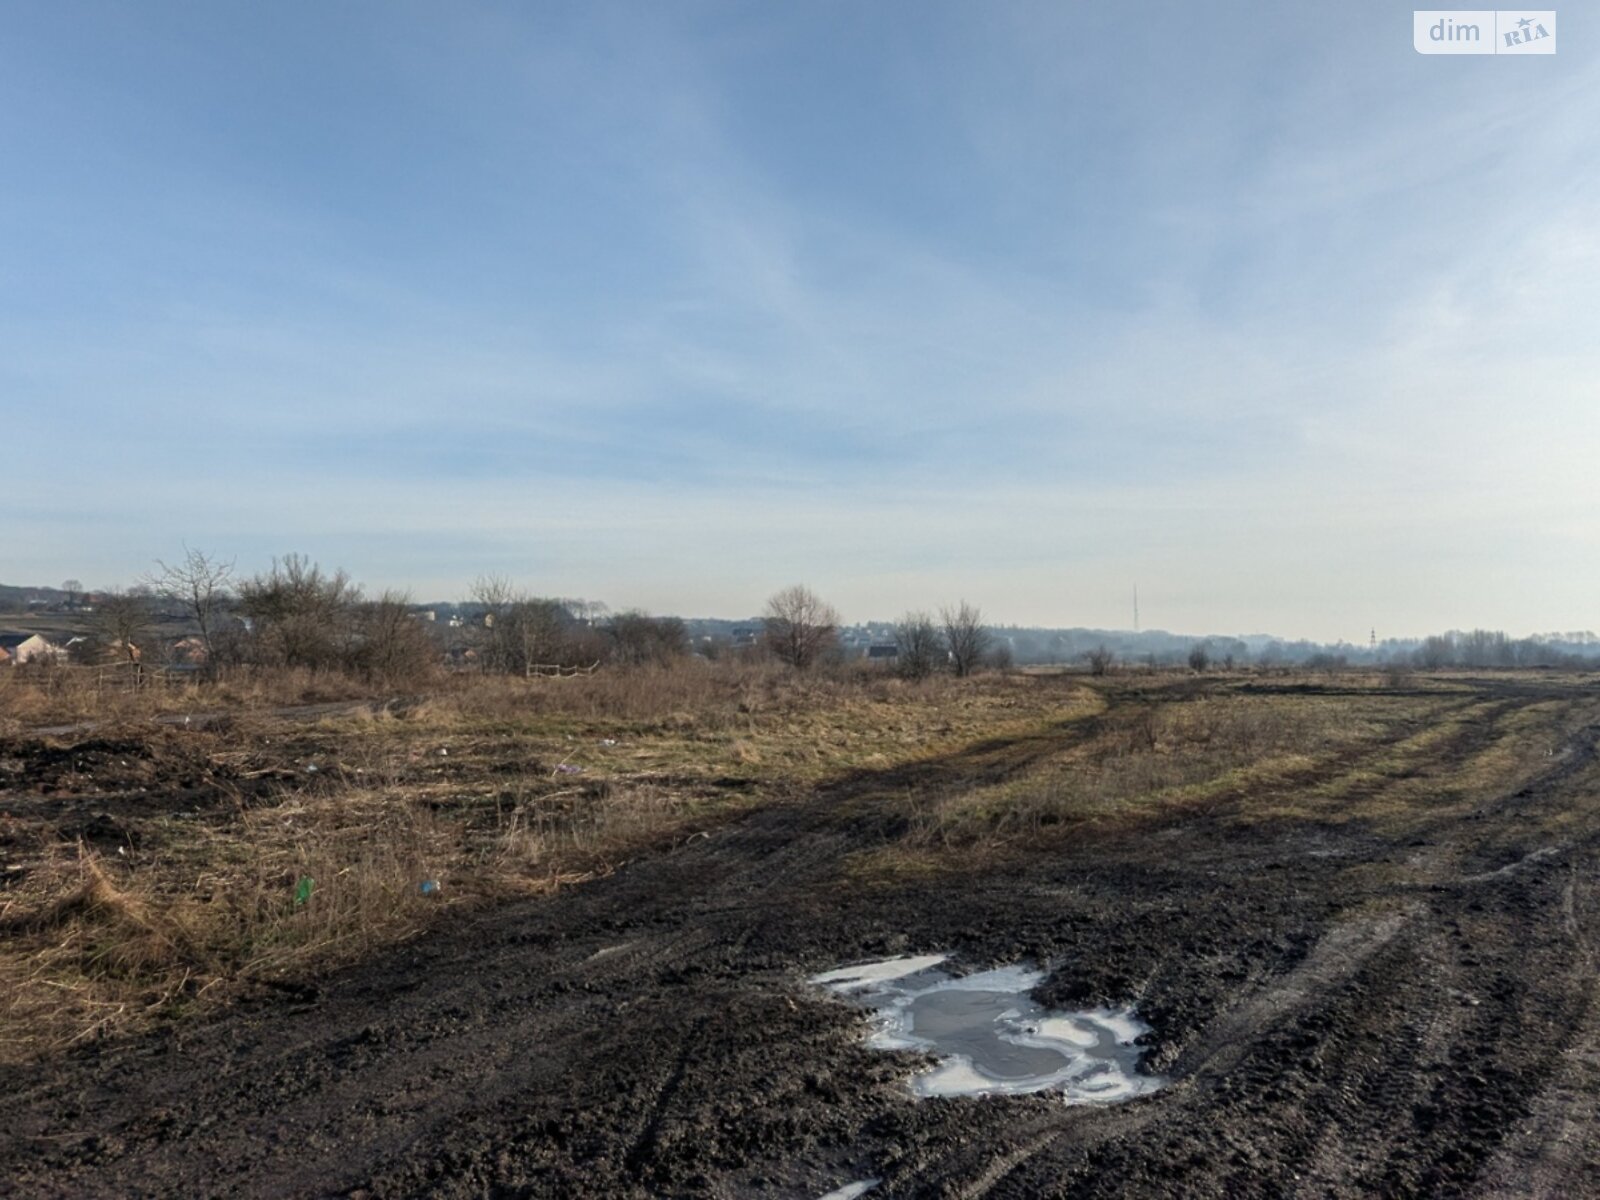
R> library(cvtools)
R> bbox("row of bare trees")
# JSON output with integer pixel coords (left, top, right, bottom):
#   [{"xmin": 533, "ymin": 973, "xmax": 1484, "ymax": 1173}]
[
  {"xmin": 161, "ymin": 552, "xmax": 436, "ymax": 680},
  {"xmin": 468, "ymin": 576, "xmax": 689, "ymax": 674},
  {"xmin": 69, "ymin": 551, "xmax": 434, "ymax": 683},
  {"xmin": 892, "ymin": 601, "xmax": 992, "ymax": 679},
  {"xmin": 80, "ymin": 551, "xmax": 700, "ymax": 682},
  {"xmin": 760, "ymin": 585, "xmax": 998, "ymax": 679},
  {"xmin": 77, "ymin": 558, "xmax": 1002, "ymax": 683}
]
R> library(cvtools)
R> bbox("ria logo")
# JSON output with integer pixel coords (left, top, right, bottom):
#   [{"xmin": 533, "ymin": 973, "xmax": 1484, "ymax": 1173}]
[
  {"xmin": 1501, "ymin": 12, "xmax": 1553, "ymax": 47},
  {"xmin": 1414, "ymin": 10, "xmax": 1556, "ymax": 54}
]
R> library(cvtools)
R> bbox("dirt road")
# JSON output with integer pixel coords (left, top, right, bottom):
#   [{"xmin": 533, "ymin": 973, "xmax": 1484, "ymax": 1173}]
[{"xmin": 5, "ymin": 677, "xmax": 1600, "ymax": 1198}]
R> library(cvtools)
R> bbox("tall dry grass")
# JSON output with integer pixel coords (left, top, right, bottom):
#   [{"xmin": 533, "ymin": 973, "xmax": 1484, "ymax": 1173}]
[
  {"xmin": 0, "ymin": 660, "xmax": 1079, "ymax": 1061},
  {"xmin": 894, "ymin": 689, "xmax": 1402, "ymax": 849},
  {"xmin": 0, "ymin": 656, "xmax": 960, "ymax": 734},
  {"xmin": 0, "ymin": 772, "xmax": 697, "ymax": 1064},
  {"xmin": 412, "ymin": 659, "xmax": 987, "ymax": 728},
  {"xmin": 0, "ymin": 662, "xmax": 383, "ymax": 733}
]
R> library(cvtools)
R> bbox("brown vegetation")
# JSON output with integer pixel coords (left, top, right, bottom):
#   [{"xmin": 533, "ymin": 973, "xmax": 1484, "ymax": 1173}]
[
  {"xmin": 941, "ymin": 600, "xmax": 989, "ymax": 678},
  {"xmin": 0, "ymin": 659, "xmax": 1074, "ymax": 1062},
  {"xmin": 762, "ymin": 584, "xmax": 841, "ymax": 671},
  {"xmin": 5, "ymin": 657, "xmax": 1582, "ymax": 1068}
]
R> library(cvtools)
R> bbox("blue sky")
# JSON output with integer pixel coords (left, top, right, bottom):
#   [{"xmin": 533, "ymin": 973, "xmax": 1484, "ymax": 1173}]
[{"xmin": 4, "ymin": 2, "xmax": 1596, "ymax": 638}]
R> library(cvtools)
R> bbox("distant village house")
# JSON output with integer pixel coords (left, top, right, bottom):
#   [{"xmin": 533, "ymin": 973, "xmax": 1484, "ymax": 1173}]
[
  {"xmin": 171, "ymin": 637, "xmax": 209, "ymax": 665},
  {"xmin": 0, "ymin": 632, "xmax": 66, "ymax": 666}
]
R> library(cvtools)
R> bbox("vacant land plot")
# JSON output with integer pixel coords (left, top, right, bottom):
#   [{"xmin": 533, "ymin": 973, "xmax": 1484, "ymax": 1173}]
[
  {"xmin": 0, "ymin": 666, "xmax": 1088, "ymax": 1062},
  {"xmin": 3, "ymin": 669, "xmax": 1599, "ymax": 1197}
]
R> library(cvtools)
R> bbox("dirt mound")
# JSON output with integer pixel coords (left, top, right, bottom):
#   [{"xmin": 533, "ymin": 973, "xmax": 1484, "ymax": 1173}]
[{"xmin": 1, "ymin": 732, "xmax": 235, "ymax": 800}]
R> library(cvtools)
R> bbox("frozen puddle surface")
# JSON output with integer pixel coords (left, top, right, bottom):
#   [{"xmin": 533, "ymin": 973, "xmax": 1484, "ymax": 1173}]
[
  {"xmin": 811, "ymin": 955, "xmax": 1165, "ymax": 1102},
  {"xmin": 815, "ymin": 1182, "xmax": 879, "ymax": 1200}
]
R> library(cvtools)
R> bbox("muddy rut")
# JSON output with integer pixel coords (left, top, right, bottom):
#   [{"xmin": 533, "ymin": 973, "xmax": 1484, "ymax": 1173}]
[{"xmin": 5, "ymin": 679, "xmax": 1600, "ymax": 1198}]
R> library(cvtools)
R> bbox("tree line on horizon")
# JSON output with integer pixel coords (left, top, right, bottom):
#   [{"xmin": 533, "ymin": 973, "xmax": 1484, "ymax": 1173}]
[
  {"xmin": 13, "ymin": 551, "xmax": 1600, "ymax": 680},
  {"xmin": 33, "ymin": 551, "xmax": 1002, "ymax": 683}
]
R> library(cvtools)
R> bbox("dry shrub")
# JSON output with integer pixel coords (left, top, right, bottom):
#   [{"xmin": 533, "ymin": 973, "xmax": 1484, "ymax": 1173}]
[
  {"xmin": 218, "ymin": 792, "xmax": 457, "ymax": 974},
  {"xmin": 0, "ymin": 794, "xmax": 451, "ymax": 1061},
  {"xmin": 0, "ymin": 665, "xmax": 184, "ymax": 732},
  {"xmin": 1384, "ymin": 664, "xmax": 1417, "ymax": 689}
]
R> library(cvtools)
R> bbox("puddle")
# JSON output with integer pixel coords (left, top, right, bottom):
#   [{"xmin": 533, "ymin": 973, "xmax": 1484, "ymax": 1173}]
[{"xmin": 812, "ymin": 956, "xmax": 1164, "ymax": 1102}]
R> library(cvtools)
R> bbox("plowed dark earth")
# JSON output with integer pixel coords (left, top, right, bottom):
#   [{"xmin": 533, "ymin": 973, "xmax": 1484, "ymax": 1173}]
[{"xmin": 6, "ymin": 677, "xmax": 1600, "ymax": 1198}]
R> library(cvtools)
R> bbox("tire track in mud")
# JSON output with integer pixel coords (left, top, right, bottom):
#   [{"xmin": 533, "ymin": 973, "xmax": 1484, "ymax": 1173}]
[
  {"xmin": 1257, "ymin": 700, "xmax": 1600, "ymax": 1194},
  {"xmin": 1468, "ymin": 849, "xmax": 1600, "ymax": 1198},
  {"xmin": 0, "ymin": 756, "xmax": 890, "ymax": 1197},
  {"xmin": 896, "ymin": 690, "xmax": 1586, "ymax": 1197},
  {"xmin": 6, "ymin": 680, "xmax": 1600, "ymax": 1198},
  {"xmin": 624, "ymin": 1016, "xmax": 709, "ymax": 1179},
  {"xmin": 1171, "ymin": 906, "xmax": 1416, "ymax": 1080},
  {"xmin": 866, "ymin": 686, "xmax": 1600, "ymax": 1198}
]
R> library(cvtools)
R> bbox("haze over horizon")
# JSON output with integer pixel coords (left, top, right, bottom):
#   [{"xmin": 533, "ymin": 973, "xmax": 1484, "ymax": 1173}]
[{"xmin": 5, "ymin": 3, "xmax": 1597, "ymax": 643}]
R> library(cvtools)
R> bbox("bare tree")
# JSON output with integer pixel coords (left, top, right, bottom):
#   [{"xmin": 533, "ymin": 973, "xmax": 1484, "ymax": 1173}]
[
  {"xmin": 1086, "ymin": 644, "xmax": 1114, "ymax": 676},
  {"xmin": 60, "ymin": 580, "xmax": 83, "ymax": 611},
  {"xmin": 471, "ymin": 575, "xmax": 516, "ymax": 610},
  {"xmin": 763, "ymin": 585, "xmax": 840, "ymax": 671},
  {"xmin": 893, "ymin": 610, "xmax": 941, "ymax": 680},
  {"xmin": 92, "ymin": 588, "xmax": 156, "ymax": 665},
  {"xmin": 353, "ymin": 590, "xmax": 437, "ymax": 684},
  {"xmin": 237, "ymin": 554, "xmax": 361, "ymax": 670},
  {"xmin": 564, "ymin": 598, "xmax": 611, "ymax": 627},
  {"xmin": 1187, "ymin": 643, "xmax": 1210, "ymax": 673},
  {"xmin": 1414, "ymin": 635, "xmax": 1455, "ymax": 670},
  {"xmin": 469, "ymin": 577, "xmax": 584, "ymax": 675},
  {"xmin": 471, "ymin": 575, "xmax": 519, "ymax": 673},
  {"xmin": 940, "ymin": 601, "xmax": 989, "ymax": 678},
  {"xmin": 1458, "ymin": 628, "xmax": 1514, "ymax": 669},
  {"xmin": 606, "ymin": 611, "xmax": 688, "ymax": 666},
  {"xmin": 511, "ymin": 600, "xmax": 574, "ymax": 673},
  {"xmin": 149, "ymin": 547, "xmax": 235, "ymax": 665}
]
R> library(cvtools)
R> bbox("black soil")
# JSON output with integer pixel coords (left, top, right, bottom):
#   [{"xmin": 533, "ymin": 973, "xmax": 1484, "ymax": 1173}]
[{"xmin": 5, "ymin": 680, "xmax": 1600, "ymax": 1198}]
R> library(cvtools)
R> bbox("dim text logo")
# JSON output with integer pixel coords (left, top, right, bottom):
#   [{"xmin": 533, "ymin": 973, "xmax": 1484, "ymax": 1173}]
[{"xmin": 1414, "ymin": 10, "xmax": 1556, "ymax": 54}]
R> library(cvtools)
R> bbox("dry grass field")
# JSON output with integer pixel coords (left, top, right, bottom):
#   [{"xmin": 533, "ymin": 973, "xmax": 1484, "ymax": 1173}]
[
  {"xmin": 6, "ymin": 663, "xmax": 1600, "ymax": 1196},
  {"xmin": 0, "ymin": 661, "xmax": 1089, "ymax": 1062}
]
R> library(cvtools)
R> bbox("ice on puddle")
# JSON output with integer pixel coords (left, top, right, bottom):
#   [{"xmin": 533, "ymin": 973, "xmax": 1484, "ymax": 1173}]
[
  {"xmin": 1077, "ymin": 1008, "xmax": 1148, "ymax": 1046},
  {"xmin": 1030, "ymin": 1016, "xmax": 1101, "ymax": 1048},
  {"xmin": 808, "ymin": 954, "xmax": 949, "ymax": 992},
  {"xmin": 810, "ymin": 955, "xmax": 1164, "ymax": 1103},
  {"xmin": 816, "ymin": 1181, "xmax": 879, "ymax": 1200}
]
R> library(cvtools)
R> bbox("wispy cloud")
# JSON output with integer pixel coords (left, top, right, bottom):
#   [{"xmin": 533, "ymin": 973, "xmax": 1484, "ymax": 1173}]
[{"xmin": 2, "ymin": 2, "xmax": 1597, "ymax": 638}]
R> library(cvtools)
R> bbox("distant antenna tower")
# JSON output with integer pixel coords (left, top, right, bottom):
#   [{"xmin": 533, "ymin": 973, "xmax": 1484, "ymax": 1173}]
[
  {"xmin": 1133, "ymin": 585, "xmax": 1140, "ymax": 633},
  {"xmin": 1370, "ymin": 628, "xmax": 1377, "ymax": 652}
]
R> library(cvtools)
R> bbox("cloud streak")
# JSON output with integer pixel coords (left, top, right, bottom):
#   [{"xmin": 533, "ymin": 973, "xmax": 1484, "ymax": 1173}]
[{"xmin": 2, "ymin": 2, "xmax": 1597, "ymax": 639}]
